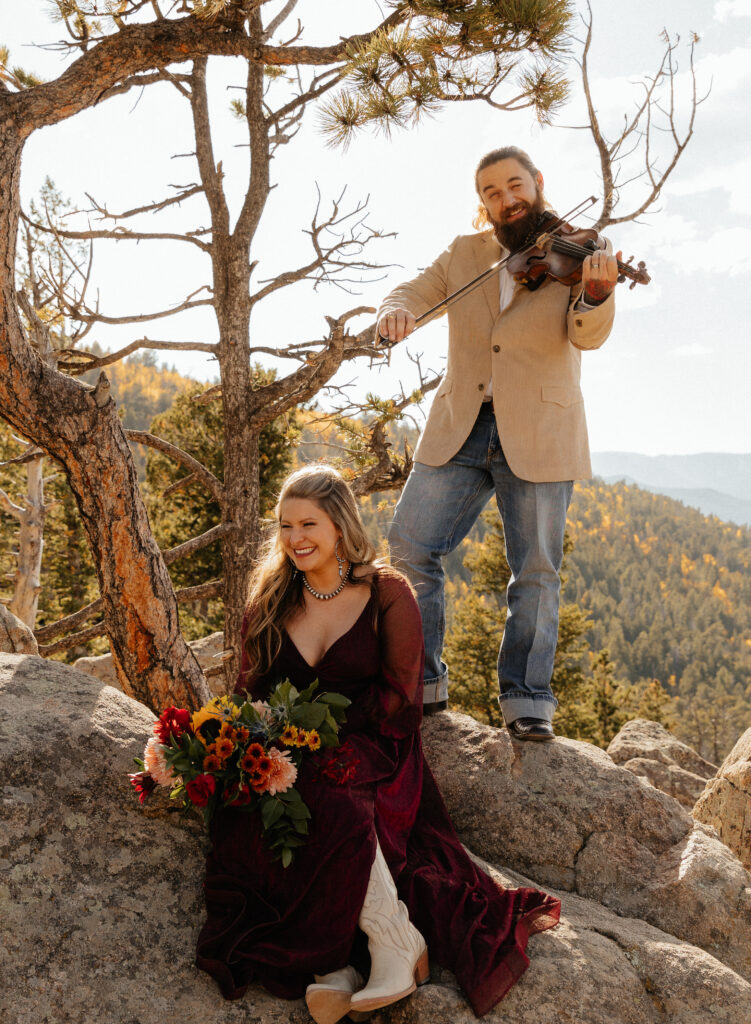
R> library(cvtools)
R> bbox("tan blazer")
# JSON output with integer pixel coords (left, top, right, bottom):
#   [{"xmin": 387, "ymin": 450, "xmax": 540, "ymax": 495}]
[{"xmin": 377, "ymin": 229, "xmax": 615, "ymax": 482}]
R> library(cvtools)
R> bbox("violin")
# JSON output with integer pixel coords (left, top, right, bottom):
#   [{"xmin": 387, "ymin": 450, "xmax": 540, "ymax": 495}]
[{"xmin": 506, "ymin": 210, "xmax": 651, "ymax": 291}]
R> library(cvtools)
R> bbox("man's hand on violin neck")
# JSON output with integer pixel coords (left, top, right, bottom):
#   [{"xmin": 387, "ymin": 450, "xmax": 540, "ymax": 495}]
[
  {"xmin": 378, "ymin": 308, "xmax": 416, "ymax": 345},
  {"xmin": 582, "ymin": 249, "xmax": 621, "ymax": 305}
]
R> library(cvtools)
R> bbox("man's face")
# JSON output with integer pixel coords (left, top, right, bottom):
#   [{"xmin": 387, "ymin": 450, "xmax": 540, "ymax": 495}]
[{"xmin": 477, "ymin": 158, "xmax": 545, "ymax": 251}]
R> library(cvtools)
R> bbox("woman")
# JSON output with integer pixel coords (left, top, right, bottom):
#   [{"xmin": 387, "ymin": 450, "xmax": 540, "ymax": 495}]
[{"xmin": 196, "ymin": 465, "xmax": 560, "ymax": 1022}]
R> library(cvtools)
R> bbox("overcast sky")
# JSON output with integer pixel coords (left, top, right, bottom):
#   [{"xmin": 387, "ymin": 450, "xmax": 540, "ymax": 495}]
[{"xmin": 3, "ymin": 0, "xmax": 750, "ymax": 456}]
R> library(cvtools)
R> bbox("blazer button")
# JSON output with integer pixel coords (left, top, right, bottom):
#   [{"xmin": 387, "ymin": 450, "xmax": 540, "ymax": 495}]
[
  {"xmin": 493, "ymin": 345, "xmax": 500, "ymax": 352},
  {"xmin": 575, "ymin": 318, "xmax": 583, "ymax": 327},
  {"xmin": 477, "ymin": 383, "xmax": 484, "ymax": 391}
]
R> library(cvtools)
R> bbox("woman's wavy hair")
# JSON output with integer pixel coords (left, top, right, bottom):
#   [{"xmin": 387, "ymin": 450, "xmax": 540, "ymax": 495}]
[
  {"xmin": 241, "ymin": 464, "xmax": 377, "ymax": 679},
  {"xmin": 471, "ymin": 145, "xmax": 548, "ymax": 231}
]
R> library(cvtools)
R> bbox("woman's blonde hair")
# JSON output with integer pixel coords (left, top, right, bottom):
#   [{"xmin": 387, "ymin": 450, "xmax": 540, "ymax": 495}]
[{"xmin": 241, "ymin": 464, "xmax": 377, "ymax": 679}]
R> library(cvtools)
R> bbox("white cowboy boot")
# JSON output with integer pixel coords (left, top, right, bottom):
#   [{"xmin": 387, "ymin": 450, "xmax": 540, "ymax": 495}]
[
  {"xmin": 348, "ymin": 841, "xmax": 429, "ymax": 1014},
  {"xmin": 305, "ymin": 965, "xmax": 364, "ymax": 1024}
]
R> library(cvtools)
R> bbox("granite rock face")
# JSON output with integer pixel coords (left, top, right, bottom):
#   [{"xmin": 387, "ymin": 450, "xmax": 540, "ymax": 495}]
[
  {"xmin": 0, "ymin": 605, "xmax": 38, "ymax": 655},
  {"xmin": 607, "ymin": 719, "xmax": 717, "ymax": 807},
  {"xmin": 73, "ymin": 630, "xmax": 227, "ymax": 696},
  {"xmin": 694, "ymin": 727, "xmax": 751, "ymax": 871},
  {"xmin": 2, "ymin": 653, "xmax": 751, "ymax": 1024},
  {"xmin": 422, "ymin": 712, "xmax": 751, "ymax": 981}
]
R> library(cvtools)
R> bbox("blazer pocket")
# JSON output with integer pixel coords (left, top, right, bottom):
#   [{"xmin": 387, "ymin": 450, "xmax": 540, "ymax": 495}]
[
  {"xmin": 437, "ymin": 376, "xmax": 453, "ymax": 398},
  {"xmin": 541, "ymin": 384, "xmax": 583, "ymax": 408}
]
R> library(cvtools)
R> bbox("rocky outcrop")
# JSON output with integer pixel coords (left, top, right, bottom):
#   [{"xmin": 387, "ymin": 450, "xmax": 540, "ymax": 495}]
[
  {"xmin": 422, "ymin": 712, "xmax": 751, "ymax": 982},
  {"xmin": 2, "ymin": 653, "xmax": 751, "ymax": 1024},
  {"xmin": 73, "ymin": 630, "xmax": 227, "ymax": 696},
  {"xmin": 694, "ymin": 727, "xmax": 751, "ymax": 872},
  {"xmin": 607, "ymin": 719, "xmax": 717, "ymax": 807},
  {"xmin": 0, "ymin": 604, "xmax": 38, "ymax": 654}
]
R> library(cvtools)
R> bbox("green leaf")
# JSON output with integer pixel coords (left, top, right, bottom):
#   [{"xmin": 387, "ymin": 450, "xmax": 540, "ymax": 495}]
[
  {"xmin": 261, "ymin": 797, "xmax": 285, "ymax": 829},
  {"xmin": 281, "ymin": 847, "xmax": 293, "ymax": 868},
  {"xmin": 292, "ymin": 703, "xmax": 328, "ymax": 729},
  {"xmin": 296, "ymin": 680, "xmax": 320, "ymax": 703},
  {"xmin": 319, "ymin": 692, "xmax": 351, "ymax": 709}
]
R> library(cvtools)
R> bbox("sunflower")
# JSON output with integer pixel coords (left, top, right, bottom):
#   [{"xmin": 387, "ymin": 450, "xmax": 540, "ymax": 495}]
[
  {"xmin": 306, "ymin": 730, "xmax": 321, "ymax": 751},
  {"xmin": 280, "ymin": 725, "xmax": 299, "ymax": 746}
]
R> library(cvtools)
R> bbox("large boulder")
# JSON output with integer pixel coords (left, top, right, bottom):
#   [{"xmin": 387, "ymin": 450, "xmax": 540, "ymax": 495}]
[
  {"xmin": 73, "ymin": 630, "xmax": 228, "ymax": 696},
  {"xmin": 2, "ymin": 653, "xmax": 750, "ymax": 1024},
  {"xmin": 422, "ymin": 712, "xmax": 751, "ymax": 981},
  {"xmin": 693, "ymin": 727, "xmax": 751, "ymax": 871},
  {"xmin": 0, "ymin": 604, "xmax": 38, "ymax": 655},
  {"xmin": 607, "ymin": 719, "xmax": 717, "ymax": 808}
]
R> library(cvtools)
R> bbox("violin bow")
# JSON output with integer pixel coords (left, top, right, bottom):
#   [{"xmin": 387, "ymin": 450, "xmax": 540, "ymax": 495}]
[{"xmin": 377, "ymin": 195, "xmax": 599, "ymax": 349}]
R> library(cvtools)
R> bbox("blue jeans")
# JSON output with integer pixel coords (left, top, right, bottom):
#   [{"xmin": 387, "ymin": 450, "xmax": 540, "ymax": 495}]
[{"xmin": 388, "ymin": 403, "xmax": 573, "ymax": 724}]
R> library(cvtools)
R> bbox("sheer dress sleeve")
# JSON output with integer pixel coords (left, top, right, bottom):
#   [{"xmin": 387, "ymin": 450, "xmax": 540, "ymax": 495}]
[{"xmin": 374, "ymin": 568, "xmax": 425, "ymax": 738}]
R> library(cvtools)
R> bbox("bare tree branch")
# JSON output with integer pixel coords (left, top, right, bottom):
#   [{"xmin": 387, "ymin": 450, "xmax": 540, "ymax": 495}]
[
  {"xmin": 125, "ymin": 430, "xmax": 224, "ymax": 501},
  {"xmin": 56, "ymin": 336, "xmax": 219, "ymax": 374}
]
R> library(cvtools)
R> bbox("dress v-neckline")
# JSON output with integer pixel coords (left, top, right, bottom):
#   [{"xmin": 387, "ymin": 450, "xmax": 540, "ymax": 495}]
[{"xmin": 286, "ymin": 593, "xmax": 374, "ymax": 671}]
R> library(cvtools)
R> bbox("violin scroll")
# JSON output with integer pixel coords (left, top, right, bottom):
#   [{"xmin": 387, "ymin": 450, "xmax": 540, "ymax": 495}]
[{"xmin": 618, "ymin": 256, "xmax": 650, "ymax": 290}]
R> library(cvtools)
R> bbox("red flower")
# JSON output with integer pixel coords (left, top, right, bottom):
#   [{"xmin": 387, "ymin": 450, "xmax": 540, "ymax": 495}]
[
  {"xmin": 154, "ymin": 706, "xmax": 193, "ymax": 744},
  {"xmin": 186, "ymin": 774, "xmax": 217, "ymax": 807},
  {"xmin": 129, "ymin": 771, "xmax": 157, "ymax": 804},
  {"xmin": 225, "ymin": 782, "xmax": 252, "ymax": 806}
]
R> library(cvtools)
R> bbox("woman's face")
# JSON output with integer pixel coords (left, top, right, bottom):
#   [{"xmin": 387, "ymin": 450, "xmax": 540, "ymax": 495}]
[{"xmin": 279, "ymin": 497, "xmax": 341, "ymax": 575}]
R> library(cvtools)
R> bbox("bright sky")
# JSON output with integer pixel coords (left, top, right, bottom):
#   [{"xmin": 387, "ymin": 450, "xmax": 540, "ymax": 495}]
[{"xmin": 2, "ymin": 0, "xmax": 750, "ymax": 455}]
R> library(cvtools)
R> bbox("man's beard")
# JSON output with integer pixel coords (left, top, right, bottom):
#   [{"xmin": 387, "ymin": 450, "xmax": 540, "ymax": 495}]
[{"xmin": 492, "ymin": 190, "xmax": 547, "ymax": 252}]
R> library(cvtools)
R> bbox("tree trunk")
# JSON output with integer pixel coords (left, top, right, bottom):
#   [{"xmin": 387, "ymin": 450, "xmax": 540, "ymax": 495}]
[
  {"xmin": 8, "ymin": 457, "xmax": 44, "ymax": 627},
  {"xmin": 0, "ymin": 120, "xmax": 209, "ymax": 713}
]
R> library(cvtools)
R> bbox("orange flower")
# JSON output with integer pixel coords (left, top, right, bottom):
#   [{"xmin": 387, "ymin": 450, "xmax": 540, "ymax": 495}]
[
  {"xmin": 240, "ymin": 750, "xmax": 259, "ymax": 772},
  {"xmin": 215, "ymin": 737, "xmax": 235, "ymax": 760},
  {"xmin": 248, "ymin": 767, "xmax": 271, "ymax": 793},
  {"xmin": 247, "ymin": 742, "xmax": 265, "ymax": 759},
  {"xmin": 234, "ymin": 726, "xmax": 250, "ymax": 744},
  {"xmin": 306, "ymin": 730, "xmax": 321, "ymax": 751},
  {"xmin": 203, "ymin": 753, "xmax": 222, "ymax": 772}
]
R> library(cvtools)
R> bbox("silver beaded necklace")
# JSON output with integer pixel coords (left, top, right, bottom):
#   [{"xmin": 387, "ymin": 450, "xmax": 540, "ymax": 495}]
[{"xmin": 302, "ymin": 562, "xmax": 352, "ymax": 600}]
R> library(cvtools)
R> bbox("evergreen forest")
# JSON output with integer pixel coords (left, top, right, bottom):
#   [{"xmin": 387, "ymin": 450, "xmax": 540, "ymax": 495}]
[{"xmin": 1, "ymin": 359, "xmax": 748, "ymax": 763}]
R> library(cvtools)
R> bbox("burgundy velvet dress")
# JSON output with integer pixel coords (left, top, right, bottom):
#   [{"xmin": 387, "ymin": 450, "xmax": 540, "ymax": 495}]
[{"xmin": 196, "ymin": 567, "xmax": 560, "ymax": 1017}]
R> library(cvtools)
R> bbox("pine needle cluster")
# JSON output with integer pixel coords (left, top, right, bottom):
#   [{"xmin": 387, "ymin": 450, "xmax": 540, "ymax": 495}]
[{"xmin": 319, "ymin": 0, "xmax": 573, "ymax": 148}]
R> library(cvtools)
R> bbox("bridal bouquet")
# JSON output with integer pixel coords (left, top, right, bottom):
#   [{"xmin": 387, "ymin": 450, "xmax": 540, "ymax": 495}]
[{"xmin": 130, "ymin": 680, "xmax": 350, "ymax": 867}]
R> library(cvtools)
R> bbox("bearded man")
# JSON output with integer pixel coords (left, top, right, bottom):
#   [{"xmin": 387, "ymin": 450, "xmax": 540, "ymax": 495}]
[{"xmin": 378, "ymin": 146, "xmax": 618, "ymax": 740}]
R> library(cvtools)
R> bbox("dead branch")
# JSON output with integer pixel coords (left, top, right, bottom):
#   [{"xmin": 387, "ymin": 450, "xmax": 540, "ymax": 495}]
[
  {"xmin": 577, "ymin": 2, "xmax": 708, "ymax": 230},
  {"xmin": 56, "ymin": 336, "xmax": 219, "ymax": 374},
  {"xmin": 83, "ymin": 183, "xmax": 204, "ymax": 221},
  {"xmin": 125, "ymin": 430, "xmax": 224, "ymax": 502}
]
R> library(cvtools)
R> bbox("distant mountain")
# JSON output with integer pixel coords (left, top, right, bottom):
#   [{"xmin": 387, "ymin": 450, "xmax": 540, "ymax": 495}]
[{"xmin": 591, "ymin": 452, "xmax": 751, "ymax": 526}]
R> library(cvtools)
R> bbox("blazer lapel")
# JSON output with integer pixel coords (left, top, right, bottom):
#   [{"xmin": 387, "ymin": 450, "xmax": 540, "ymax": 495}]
[{"xmin": 471, "ymin": 231, "xmax": 503, "ymax": 320}]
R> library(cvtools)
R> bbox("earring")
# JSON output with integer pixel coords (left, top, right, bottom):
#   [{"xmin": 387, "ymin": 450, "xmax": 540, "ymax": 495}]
[{"xmin": 335, "ymin": 538, "xmax": 346, "ymax": 579}]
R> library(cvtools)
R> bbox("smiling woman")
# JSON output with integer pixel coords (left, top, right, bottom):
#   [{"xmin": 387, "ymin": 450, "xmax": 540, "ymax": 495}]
[{"xmin": 195, "ymin": 463, "xmax": 562, "ymax": 1020}]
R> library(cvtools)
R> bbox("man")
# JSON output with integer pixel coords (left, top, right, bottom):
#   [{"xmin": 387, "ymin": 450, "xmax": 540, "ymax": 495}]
[{"xmin": 378, "ymin": 146, "xmax": 618, "ymax": 741}]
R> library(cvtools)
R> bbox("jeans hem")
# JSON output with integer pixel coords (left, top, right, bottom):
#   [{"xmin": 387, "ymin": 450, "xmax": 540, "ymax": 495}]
[
  {"xmin": 423, "ymin": 672, "xmax": 449, "ymax": 705},
  {"xmin": 498, "ymin": 694, "xmax": 557, "ymax": 725}
]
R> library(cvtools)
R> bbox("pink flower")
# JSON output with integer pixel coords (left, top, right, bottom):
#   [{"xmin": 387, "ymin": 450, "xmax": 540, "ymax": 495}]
[
  {"xmin": 143, "ymin": 737, "xmax": 176, "ymax": 787},
  {"xmin": 266, "ymin": 747, "xmax": 298, "ymax": 795},
  {"xmin": 186, "ymin": 774, "xmax": 216, "ymax": 807},
  {"xmin": 251, "ymin": 700, "xmax": 273, "ymax": 724}
]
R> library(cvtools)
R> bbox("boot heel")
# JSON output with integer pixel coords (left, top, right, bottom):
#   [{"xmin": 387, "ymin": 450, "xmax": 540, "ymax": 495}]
[{"xmin": 414, "ymin": 947, "xmax": 429, "ymax": 986}]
